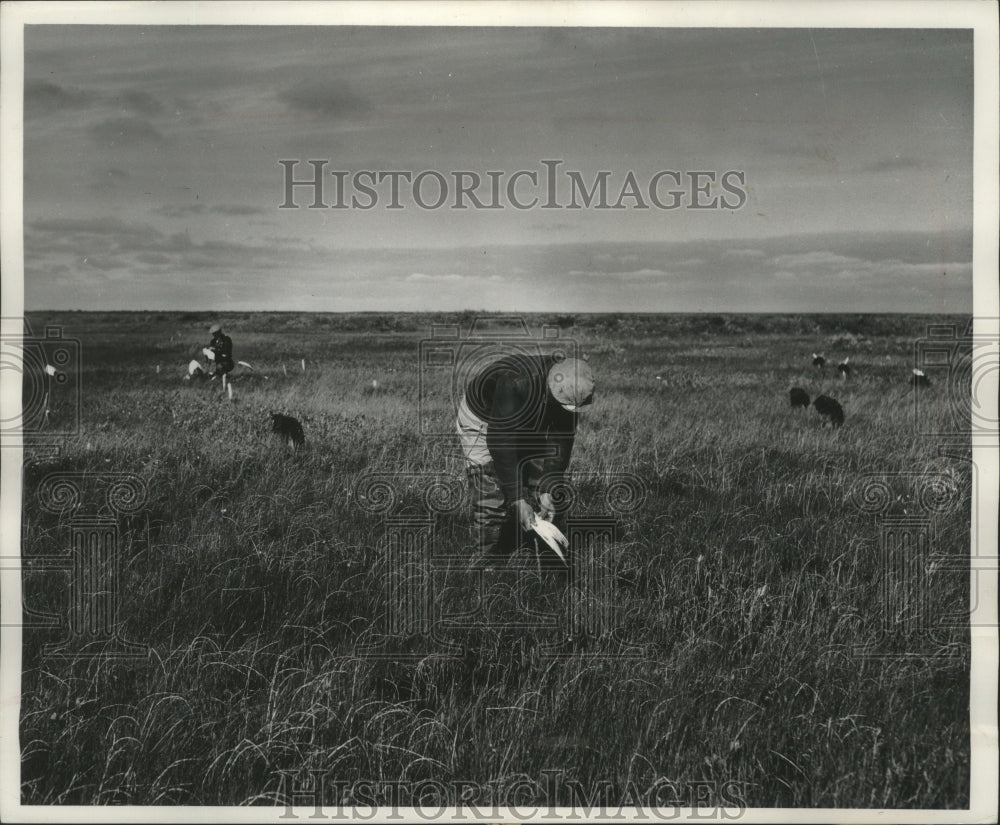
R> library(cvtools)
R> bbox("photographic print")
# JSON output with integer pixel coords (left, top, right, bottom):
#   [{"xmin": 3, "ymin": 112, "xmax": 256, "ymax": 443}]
[{"xmin": 1, "ymin": 2, "xmax": 997, "ymax": 823}]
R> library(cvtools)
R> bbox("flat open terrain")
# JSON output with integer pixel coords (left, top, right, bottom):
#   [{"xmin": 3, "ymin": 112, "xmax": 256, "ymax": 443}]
[{"xmin": 19, "ymin": 311, "xmax": 971, "ymax": 809}]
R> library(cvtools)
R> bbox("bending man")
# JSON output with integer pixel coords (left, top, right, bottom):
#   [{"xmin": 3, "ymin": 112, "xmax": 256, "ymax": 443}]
[{"xmin": 457, "ymin": 353, "xmax": 595, "ymax": 556}]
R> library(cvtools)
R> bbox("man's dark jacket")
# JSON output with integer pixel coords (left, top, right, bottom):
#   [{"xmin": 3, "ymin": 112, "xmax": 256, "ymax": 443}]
[
  {"xmin": 464, "ymin": 353, "xmax": 576, "ymax": 502},
  {"xmin": 210, "ymin": 332, "xmax": 234, "ymax": 372}
]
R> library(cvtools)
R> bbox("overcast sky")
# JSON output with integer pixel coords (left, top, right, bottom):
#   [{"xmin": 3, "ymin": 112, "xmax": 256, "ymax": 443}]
[{"xmin": 23, "ymin": 26, "xmax": 973, "ymax": 312}]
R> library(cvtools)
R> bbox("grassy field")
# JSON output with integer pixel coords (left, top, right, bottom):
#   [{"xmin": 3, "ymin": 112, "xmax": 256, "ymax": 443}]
[{"xmin": 18, "ymin": 311, "xmax": 971, "ymax": 809}]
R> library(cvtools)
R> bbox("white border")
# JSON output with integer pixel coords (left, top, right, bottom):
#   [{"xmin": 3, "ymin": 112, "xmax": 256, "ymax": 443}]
[{"xmin": 1, "ymin": 2, "xmax": 997, "ymax": 823}]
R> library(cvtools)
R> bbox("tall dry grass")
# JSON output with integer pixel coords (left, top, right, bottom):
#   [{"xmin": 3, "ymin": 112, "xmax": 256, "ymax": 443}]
[{"xmin": 19, "ymin": 312, "xmax": 971, "ymax": 807}]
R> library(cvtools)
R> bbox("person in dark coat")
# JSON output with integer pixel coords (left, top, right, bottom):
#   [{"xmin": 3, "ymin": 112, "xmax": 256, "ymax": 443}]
[
  {"xmin": 207, "ymin": 323, "xmax": 234, "ymax": 377},
  {"xmin": 456, "ymin": 354, "xmax": 595, "ymax": 556}
]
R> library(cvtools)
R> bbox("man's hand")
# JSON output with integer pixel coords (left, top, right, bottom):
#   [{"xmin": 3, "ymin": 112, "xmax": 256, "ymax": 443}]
[
  {"xmin": 537, "ymin": 492, "xmax": 555, "ymax": 522},
  {"xmin": 512, "ymin": 499, "xmax": 536, "ymax": 531}
]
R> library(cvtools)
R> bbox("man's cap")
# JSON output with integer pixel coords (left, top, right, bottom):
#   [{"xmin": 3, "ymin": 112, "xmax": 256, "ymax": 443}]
[
  {"xmin": 547, "ymin": 358, "xmax": 595, "ymax": 411},
  {"xmin": 209, "ymin": 324, "xmax": 222, "ymax": 335}
]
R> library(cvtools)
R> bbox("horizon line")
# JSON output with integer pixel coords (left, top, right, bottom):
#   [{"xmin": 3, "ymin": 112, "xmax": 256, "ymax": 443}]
[{"xmin": 23, "ymin": 309, "xmax": 973, "ymax": 317}]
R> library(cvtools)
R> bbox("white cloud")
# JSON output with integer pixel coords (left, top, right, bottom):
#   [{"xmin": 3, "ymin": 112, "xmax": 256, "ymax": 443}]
[
  {"xmin": 567, "ymin": 267, "xmax": 669, "ymax": 280},
  {"xmin": 407, "ymin": 272, "xmax": 462, "ymax": 282},
  {"xmin": 771, "ymin": 250, "xmax": 860, "ymax": 268},
  {"xmin": 594, "ymin": 252, "xmax": 641, "ymax": 267},
  {"xmin": 833, "ymin": 260, "xmax": 972, "ymax": 281},
  {"xmin": 405, "ymin": 272, "xmax": 504, "ymax": 283}
]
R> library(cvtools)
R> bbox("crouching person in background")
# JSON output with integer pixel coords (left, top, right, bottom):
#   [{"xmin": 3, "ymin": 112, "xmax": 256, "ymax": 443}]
[
  {"xmin": 456, "ymin": 354, "xmax": 595, "ymax": 558},
  {"xmin": 207, "ymin": 323, "xmax": 235, "ymax": 378}
]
